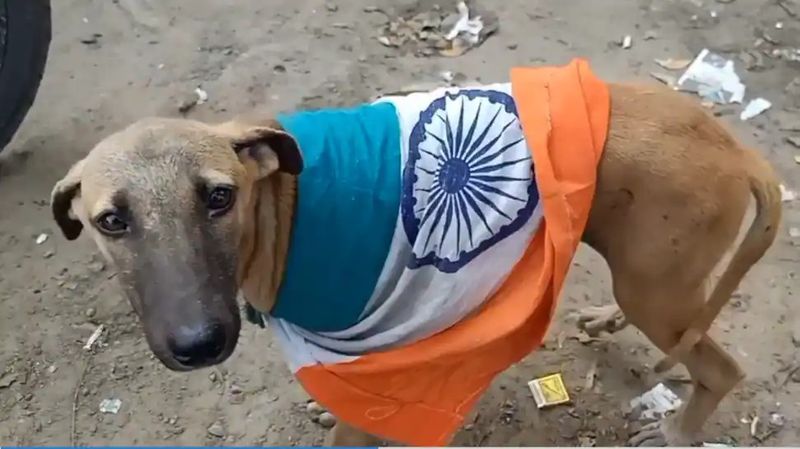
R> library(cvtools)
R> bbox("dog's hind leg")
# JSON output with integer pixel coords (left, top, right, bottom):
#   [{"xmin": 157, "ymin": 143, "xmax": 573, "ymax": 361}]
[
  {"xmin": 583, "ymin": 161, "xmax": 750, "ymax": 445},
  {"xmin": 608, "ymin": 276, "xmax": 744, "ymax": 446},
  {"xmin": 629, "ymin": 335, "xmax": 744, "ymax": 446},
  {"xmin": 575, "ymin": 304, "xmax": 628, "ymax": 337}
]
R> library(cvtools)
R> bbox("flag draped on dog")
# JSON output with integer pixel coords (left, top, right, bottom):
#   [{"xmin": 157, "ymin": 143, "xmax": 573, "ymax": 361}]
[{"xmin": 259, "ymin": 59, "xmax": 609, "ymax": 445}]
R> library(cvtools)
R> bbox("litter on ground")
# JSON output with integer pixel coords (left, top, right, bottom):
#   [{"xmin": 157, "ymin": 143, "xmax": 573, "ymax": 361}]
[
  {"xmin": 621, "ymin": 35, "xmax": 632, "ymax": 49},
  {"xmin": 83, "ymin": 324, "xmax": 105, "ymax": 350},
  {"xmin": 629, "ymin": 383, "xmax": 682, "ymax": 420},
  {"xmin": 528, "ymin": 373, "xmax": 570, "ymax": 408},
  {"xmin": 99, "ymin": 398, "xmax": 122, "ymax": 414},
  {"xmin": 194, "ymin": 87, "xmax": 208, "ymax": 105},
  {"xmin": 740, "ymin": 97, "xmax": 772, "ymax": 120},
  {"xmin": 677, "ymin": 48, "xmax": 746, "ymax": 104},
  {"xmin": 376, "ymin": 1, "xmax": 497, "ymax": 57},
  {"xmin": 780, "ymin": 184, "xmax": 796, "ymax": 202}
]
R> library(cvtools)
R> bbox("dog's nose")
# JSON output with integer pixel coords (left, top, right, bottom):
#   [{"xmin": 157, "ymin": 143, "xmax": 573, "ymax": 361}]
[{"xmin": 167, "ymin": 322, "xmax": 226, "ymax": 367}]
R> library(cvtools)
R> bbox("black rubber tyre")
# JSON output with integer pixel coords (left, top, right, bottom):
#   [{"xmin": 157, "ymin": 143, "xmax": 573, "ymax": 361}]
[{"xmin": 0, "ymin": 0, "xmax": 51, "ymax": 152}]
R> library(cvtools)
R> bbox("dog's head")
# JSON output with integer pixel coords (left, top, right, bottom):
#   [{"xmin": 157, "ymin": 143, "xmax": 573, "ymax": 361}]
[{"xmin": 51, "ymin": 118, "xmax": 302, "ymax": 371}]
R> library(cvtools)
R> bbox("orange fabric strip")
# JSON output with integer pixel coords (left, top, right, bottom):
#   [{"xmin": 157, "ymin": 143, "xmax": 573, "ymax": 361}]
[{"xmin": 296, "ymin": 59, "xmax": 610, "ymax": 446}]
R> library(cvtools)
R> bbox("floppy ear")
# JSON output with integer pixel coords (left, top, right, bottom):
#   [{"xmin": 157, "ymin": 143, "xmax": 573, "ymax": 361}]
[
  {"xmin": 51, "ymin": 159, "xmax": 86, "ymax": 240},
  {"xmin": 231, "ymin": 126, "xmax": 303, "ymax": 178}
]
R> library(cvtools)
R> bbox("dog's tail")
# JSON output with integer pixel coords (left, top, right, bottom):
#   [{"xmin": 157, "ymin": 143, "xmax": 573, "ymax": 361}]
[{"xmin": 654, "ymin": 148, "xmax": 782, "ymax": 373}]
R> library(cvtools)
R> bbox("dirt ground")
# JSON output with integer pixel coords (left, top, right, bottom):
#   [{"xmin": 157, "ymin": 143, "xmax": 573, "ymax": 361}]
[{"xmin": 1, "ymin": 0, "xmax": 799, "ymax": 446}]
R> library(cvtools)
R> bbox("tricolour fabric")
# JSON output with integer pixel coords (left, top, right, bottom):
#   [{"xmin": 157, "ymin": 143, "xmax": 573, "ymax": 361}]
[{"xmin": 260, "ymin": 58, "xmax": 609, "ymax": 446}]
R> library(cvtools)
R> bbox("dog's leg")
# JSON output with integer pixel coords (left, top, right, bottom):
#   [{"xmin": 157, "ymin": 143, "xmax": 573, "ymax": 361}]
[
  {"xmin": 575, "ymin": 304, "xmax": 628, "ymax": 337},
  {"xmin": 609, "ymin": 278, "xmax": 744, "ymax": 445},
  {"xmin": 589, "ymin": 212, "xmax": 747, "ymax": 446},
  {"xmin": 325, "ymin": 420, "xmax": 382, "ymax": 447},
  {"xmin": 629, "ymin": 334, "xmax": 743, "ymax": 446}
]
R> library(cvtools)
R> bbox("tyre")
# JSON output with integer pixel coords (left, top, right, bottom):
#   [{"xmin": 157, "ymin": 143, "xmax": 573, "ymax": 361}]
[{"xmin": 0, "ymin": 0, "xmax": 51, "ymax": 152}]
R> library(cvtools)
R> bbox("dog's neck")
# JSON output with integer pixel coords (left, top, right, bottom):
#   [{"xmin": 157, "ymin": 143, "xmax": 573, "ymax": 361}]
[{"xmin": 236, "ymin": 172, "xmax": 296, "ymax": 312}]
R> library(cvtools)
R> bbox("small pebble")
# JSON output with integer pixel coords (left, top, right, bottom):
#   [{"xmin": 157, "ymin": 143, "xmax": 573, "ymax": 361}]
[
  {"xmin": 207, "ymin": 421, "xmax": 225, "ymax": 438},
  {"xmin": 318, "ymin": 412, "xmax": 336, "ymax": 428},
  {"xmin": 85, "ymin": 308, "xmax": 96, "ymax": 318},
  {"xmin": 88, "ymin": 261, "xmax": 105, "ymax": 272},
  {"xmin": 80, "ymin": 33, "xmax": 102, "ymax": 45}
]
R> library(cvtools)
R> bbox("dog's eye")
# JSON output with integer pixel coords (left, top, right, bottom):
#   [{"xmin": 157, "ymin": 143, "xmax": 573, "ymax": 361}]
[
  {"xmin": 95, "ymin": 212, "xmax": 128, "ymax": 237},
  {"xmin": 207, "ymin": 186, "xmax": 235, "ymax": 217}
]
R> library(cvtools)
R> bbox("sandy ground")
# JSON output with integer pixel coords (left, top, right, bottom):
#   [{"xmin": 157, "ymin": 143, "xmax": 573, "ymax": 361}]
[{"xmin": 1, "ymin": 0, "xmax": 799, "ymax": 446}]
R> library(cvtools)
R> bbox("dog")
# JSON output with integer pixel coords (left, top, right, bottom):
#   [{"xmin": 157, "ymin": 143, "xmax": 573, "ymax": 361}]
[{"xmin": 51, "ymin": 59, "xmax": 781, "ymax": 446}]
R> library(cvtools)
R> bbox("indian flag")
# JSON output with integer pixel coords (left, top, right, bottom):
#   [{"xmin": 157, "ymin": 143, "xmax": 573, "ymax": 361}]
[{"xmin": 249, "ymin": 59, "xmax": 609, "ymax": 446}]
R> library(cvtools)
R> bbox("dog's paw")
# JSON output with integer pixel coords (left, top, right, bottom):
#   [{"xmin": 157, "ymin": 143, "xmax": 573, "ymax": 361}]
[
  {"xmin": 575, "ymin": 305, "xmax": 628, "ymax": 337},
  {"xmin": 628, "ymin": 421, "xmax": 668, "ymax": 446},
  {"xmin": 627, "ymin": 418, "xmax": 694, "ymax": 447},
  {"xmin": 306, "ymin": 401, "xmax": 337, "ymax": 428}
]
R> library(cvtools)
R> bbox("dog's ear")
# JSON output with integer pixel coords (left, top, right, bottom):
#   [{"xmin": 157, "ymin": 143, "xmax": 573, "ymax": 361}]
[
  {"xmin": 231, "ymin": 126, "xmax": 303, "ymax": 178},
  {"xmin": 51, "ymin": 159, "xmax": 86, "ymax": 240}
]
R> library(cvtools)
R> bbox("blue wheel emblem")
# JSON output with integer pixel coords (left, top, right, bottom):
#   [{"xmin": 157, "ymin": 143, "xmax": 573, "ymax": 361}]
[{"xmin": 402, "ymin": 89, "xmax": 539, "ymax": 273}]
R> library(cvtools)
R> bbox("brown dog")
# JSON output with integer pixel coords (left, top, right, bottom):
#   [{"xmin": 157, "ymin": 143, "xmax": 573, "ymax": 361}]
[{"xmin": 51, "ymin": 80, "xmax": 781, "ymax": 446}]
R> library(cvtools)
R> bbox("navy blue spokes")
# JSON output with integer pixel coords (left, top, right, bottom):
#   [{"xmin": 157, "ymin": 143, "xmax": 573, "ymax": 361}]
[
  {"xmin": 465, "ymin": 185, "xmax": 513, "ymax": 221},
  {"xmin": 456, "ymin": 191, "xmax": 475, "ymax": 247},
  {"xmin": 469, "ymin": 136, "xmax": 526, "ymax": 169},
  {"xmin": 438, "ymin": 198, "xmax": 456, "ymax": 251},
  {"xmin": 465, "ymin": 118, "xmax": 518, "ymax": 166},
  {"xmin": 422, "ymin": 193, "xmax": 451, "ymax": 252},
  {"xmin": 424, "ymin": 129, "xmax": 448, "ymax": 153},
  {"xmin": 419, "ymin": 147, "xmax": 446, "ymax": 162},
  {"xmin": 456, "ymin": 101, "xmax": 482, "ymax": 160},
  {"xmin": 462, "ymin": 107, "xmax": 502, "ymax": 161},
  {"xmin": 470, "ymin": 156, "xmax": 530, "ymax": 175},
  {"xmin": 460, "ymin": 188, "xmax": 494, "ymax": 235},
  {"xmin": 470, "ymin": 174, "xmax": 530, "ymax": 183},
  {"xmin": 436, "ymin": 111, "xmax": 456, "ymax": 160},
  {"xmin": 469, "ymin": 180, "xmax": 526, "ymax": 202}
]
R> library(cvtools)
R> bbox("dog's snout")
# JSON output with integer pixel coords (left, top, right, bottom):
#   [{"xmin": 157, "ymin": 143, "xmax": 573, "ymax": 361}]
[{"xmin": 167, "ymin": 322, "xmax": 226, "ymax": 367}]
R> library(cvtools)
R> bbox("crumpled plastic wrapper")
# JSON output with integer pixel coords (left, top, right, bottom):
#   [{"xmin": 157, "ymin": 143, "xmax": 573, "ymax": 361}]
[
  {"xmin": 677, "ymin": 48, "xmax": 746, "ymax": 104},
  {"xmin": 377, "ymin": 1, "xmax": 498, "ymax": 57}
]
